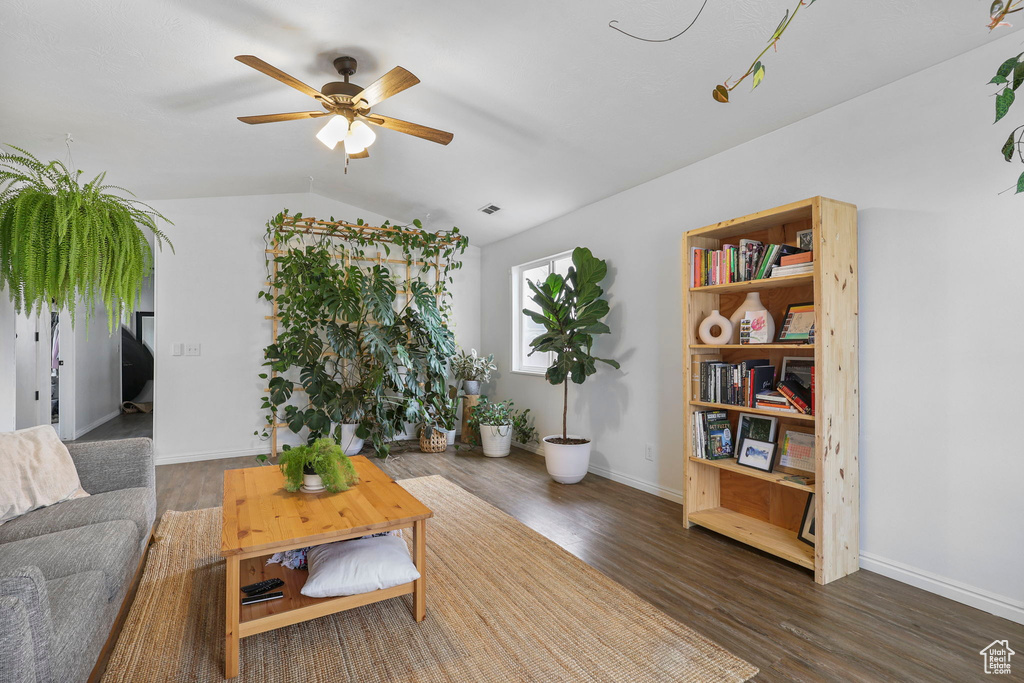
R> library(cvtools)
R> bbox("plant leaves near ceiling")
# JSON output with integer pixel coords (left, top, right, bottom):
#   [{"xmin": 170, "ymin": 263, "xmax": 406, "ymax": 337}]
[
  {"xmin": 0, "ymin": 145, "xmax": 172, "ymax": 331},
  {"xmin": 258, "ymin": 211, "xmax": 468, "ymax": 459},
  {"xmin": 1003, "ymin": 132, "xmax": 1018, "ymax": 161},
  {"xmin": 713, "ymin": 0, "xmax": 819, "ymax": 104},
  {"xmin": 996, "ymin": 87, "xmax": 1016, "ymax": 122},
  {"xmin": 988, "ymin": 0, "xmax": 1024, "ymax": 29},
  {"xmin": 1017, "ymin": 170, "xmax": 1024, "ymax": 193}
]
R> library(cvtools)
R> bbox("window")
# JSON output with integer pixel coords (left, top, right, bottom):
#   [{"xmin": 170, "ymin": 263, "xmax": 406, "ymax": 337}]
[{"xmin": 512, "ymin": 251, "xmax": 573, "ymax": 375}]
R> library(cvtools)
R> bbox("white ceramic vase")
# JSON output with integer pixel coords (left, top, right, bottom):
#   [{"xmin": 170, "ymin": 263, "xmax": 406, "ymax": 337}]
[
  {"xmin": 339, "ymin": 423, "xmax": 364, "ymax": 456},
  {"xmin": 698, "ymin": 309, "xmax": 733, "ymax": 345},
  {"xmin": 480, "ymin": 424, "xmax": 512, "ymax": 457},
  {"xmin": 728, "ymin": 292, "xmax": 775, "ymax": 344},
  {"xmin": 301, "ymin": 471, "xmax": 325, "ymax": 493},
  {"xmin": 543, "ymin": 435, "xmax": 591, "ymax": 484}
]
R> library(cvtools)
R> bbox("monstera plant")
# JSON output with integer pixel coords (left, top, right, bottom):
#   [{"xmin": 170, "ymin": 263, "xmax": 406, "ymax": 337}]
[
  {"xmin": 524, "ymin": 247, "xmax": 619, "ymax": 484},
  {"xmin": 0, "ymin": 145, "xmax": 172, "ymax": 330}
]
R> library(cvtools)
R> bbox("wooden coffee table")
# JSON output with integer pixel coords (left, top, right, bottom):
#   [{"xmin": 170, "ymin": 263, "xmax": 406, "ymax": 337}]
[{"xmin": 220, "ymin": 456, "xmax": 433, "ymax": 679}]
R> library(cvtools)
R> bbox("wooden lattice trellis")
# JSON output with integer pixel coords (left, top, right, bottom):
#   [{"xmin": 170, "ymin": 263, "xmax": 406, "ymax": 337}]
[{"xmin": 262, "ymin": 214, "xmax": 466, "ymax": 458}]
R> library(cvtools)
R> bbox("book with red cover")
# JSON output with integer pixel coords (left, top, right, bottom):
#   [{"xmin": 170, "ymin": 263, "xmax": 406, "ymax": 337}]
[
  {"xmin": 778, "ymin": 379, "xmax": 812, "ymax": 414},
  {"xmin": 780, "ymin": 252, "xmax": 813, "ymax": 266}
]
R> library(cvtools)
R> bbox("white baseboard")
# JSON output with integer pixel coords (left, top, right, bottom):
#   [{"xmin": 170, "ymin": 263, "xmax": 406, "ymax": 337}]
[
  {"xmin": 513, "ymin": 441, "xmax": 685, "ymax": 505},
  {"xmin": 859, "ymin": 551, "xmax": 1024, "ymax": 625},
  {"xmin": 74, "ymin": 409, "xmax": 121, "ymax": 439},
  {"xmin": 155, "ymin": 446, "xmax": 269, "ymax": 466}
]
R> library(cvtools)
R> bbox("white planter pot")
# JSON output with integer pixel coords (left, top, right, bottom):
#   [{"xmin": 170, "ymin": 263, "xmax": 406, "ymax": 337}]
[
  {"xmin": 543, "ymin": 435, "xmax": 592, "ymax": 484},
  {"xmin": 339, "ymin": 423, "xmax": 364, "ymax": 456},
  {"xmin": 301, "ymin": 472, "xmax": 325, "ymax": 493},
  {"xmin": 480, "ymin": 424, "xmax": 513, "ymax": 457},
  {"xmin": 444, "ymin": 428, "xmax": 456, "ymax": 446}
]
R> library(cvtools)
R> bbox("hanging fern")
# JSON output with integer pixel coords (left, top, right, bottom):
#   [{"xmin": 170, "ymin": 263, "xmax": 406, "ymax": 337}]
[{"xmin": 0, "ymin": 145, "xmax": 172, "ymax": 331}]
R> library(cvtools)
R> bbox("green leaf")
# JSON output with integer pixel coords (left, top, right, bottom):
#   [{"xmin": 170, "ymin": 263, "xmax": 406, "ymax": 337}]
[
  {"xmin": 1003, "ymin": 132, "xmax": 1017, "ymax": 162},
  {"xmin": 752, "ymin": 61, "xmax": 766, "ymax": 90},
  {"xmin": 770, "ymin": 9, "xmax": 789, "ymax": 42},
  {"xmin": 1017, "ymin": 170, "xmax": 1024, "ymax": 194},
  {"xmin": 996, "ymin": 55, "xmax": 1021, "ymax": 81},
  {"xmin": 1015, "ymin": 62, "xmax": 1024, "ymax": 91},
  {"xmin": 996, "ymin": 87, "xmax": 1016, "ymax": 123}
]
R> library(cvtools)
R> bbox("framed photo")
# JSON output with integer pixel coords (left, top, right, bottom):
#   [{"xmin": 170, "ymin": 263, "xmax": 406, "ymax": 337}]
[
  {"xmin": 798, "ymin": 494, "xmax": 816, "ymax": 546},
  {"xmin": 778, "ymin": 426, "xmax": 815, "ymax": 473},
  {"xmin": 796, "ymin": 228, "xmax": 814, "ymax": 252},
  {"xmin": 736, "ymin": 413, "xmax": 778, "ymax": 446},
  {"xmin": 776, "ymin": 302, "xmax": 815, "ymax": 343},
  {"xmin": 780, "ymin": 356, "xmax": 814, "ymax": 390},
  {"xmin": 736, "ymin": 438, "xmax": 777, "ymax": 473}
]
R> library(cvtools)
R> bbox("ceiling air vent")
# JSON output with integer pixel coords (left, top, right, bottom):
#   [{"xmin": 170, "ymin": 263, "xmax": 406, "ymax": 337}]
[{"xmin": 478, "ymin": 203, "xmax": 501, "ymax": 215}]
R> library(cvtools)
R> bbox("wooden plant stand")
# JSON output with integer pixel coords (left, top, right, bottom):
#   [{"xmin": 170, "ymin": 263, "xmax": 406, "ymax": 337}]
[{"xmin": 220, "ymin": 457, "xmax": 433, "ymax": 679}]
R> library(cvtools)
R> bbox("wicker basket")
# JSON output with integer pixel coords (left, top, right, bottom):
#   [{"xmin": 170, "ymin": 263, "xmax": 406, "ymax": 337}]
[{"xmin": 419, "ymin": 428, "xmax": 448, "ymax": 453}]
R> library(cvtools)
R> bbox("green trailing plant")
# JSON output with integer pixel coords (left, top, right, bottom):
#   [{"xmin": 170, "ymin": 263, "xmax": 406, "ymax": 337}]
[
  {"xmin": 421, "ymin": 387, "xmax": 459, "ymax": 438},
  {"xmin": 523, "ymin": 247, "xmax": 619, "ymax": 444},
  {"xmin": 712, "ymin": 0, "xmax": 819, "ymax": 103},
  {"xmin": 0, "ymin": 145, "xmax": 172, "ymax": 331},
  {"xmin": 257, "ymin": 211, "xmax": 469, "ymax": 460},
  {"xmin": 449, "ymin": 347, "xmax": 496, "ymax": 383},
  {"xmin": 989, "ymin": 1, "xmax": 1024, "ymax": 30},
  {"xmin": 277, "ymin": 438, "xmax": 359, "ymax": 493},
  {"xmin": 985, "ymin": 5, "xmax": 1024, "ymax": 194},
  {"xmin": 511, "ymin": 407, "xmax": 539, "ymax": 446}
]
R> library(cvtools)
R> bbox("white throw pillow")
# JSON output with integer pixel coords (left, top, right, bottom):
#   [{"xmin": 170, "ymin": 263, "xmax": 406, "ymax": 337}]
[
  {"xmin": 0, "ymin": 425, "xmax": 89, "ymax": 525},
  {"xmin": 301, "ymin": 534, "xmax": 421, "ymax": 598}
]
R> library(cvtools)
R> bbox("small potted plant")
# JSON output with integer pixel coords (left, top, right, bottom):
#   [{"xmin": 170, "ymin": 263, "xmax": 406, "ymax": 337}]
[
  {"xmin": 466, "ymin": 398, "xmax": 537, "ymax": 457},
  {"xmin": 278, "ymin": 438, "xmax": 360, "ymax": 493},
  {"xmin": 449, "ymin": 347, "xmax": 496, "ymax": 395},
  {"xmin": 523, "ymin": 247, "xmax": 619, "ymax": 484}
]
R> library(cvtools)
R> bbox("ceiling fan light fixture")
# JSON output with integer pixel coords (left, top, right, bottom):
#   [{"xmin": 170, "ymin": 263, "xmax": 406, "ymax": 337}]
[
  {"xmin": 343, "ymin": 138, "xmax": 367, "ymax": 155},
  {"xmin": 347, "ymin": 120, "xmax": 376, "ymax": 150},
  {"xmin": 315, "ymin": 115, "xmax": 350, "ymax": 150}
]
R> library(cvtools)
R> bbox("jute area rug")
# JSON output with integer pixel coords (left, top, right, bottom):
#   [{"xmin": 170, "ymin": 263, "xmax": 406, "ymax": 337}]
[{"xmin": 103, "ymin": 475, "xmax": 757, "ymax": 682}]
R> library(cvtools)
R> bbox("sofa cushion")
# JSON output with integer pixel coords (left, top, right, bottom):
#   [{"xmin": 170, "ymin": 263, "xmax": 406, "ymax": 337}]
[
  {"xmin": 0, "ymin": 521, "xmax": 139, "ymax": 600},
  {"xmin": 46, "ymin": 571, "xmax": 112, "ymax": 683},
  {"xmin": 0, "ymin": 487, "xmax": 155, "ymax": 551},
  {"xmin": 0, "ymin": 425, "xmax": 89, "ymax": 525}
]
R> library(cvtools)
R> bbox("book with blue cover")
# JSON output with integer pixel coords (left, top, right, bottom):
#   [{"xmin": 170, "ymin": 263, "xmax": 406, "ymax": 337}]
[{"xmin": 705, "ymin": 410, "xmax": 733, "ymax": 459}]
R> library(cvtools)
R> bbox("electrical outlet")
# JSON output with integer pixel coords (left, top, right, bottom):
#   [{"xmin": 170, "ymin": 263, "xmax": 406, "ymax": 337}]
[
  {"xmin": 185, "ymin": 343, "xmax": 201, "ymax": 357},
  {"xmin": 645, "ymin": 443, "xmax": 655, "ymax": 462},
  {"xmin": 172, "ymin": 343, "xmax": 184, "ymax": 356}
]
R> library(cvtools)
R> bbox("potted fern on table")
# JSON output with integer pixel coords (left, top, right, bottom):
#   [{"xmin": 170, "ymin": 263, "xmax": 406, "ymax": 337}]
[
  {"xmin": 278, "ymin": 438, "xmax": 359, "ymax": 493},
  {"xmin": 523, "ymin": 247, "xmax": 619, "ymax": 483}
]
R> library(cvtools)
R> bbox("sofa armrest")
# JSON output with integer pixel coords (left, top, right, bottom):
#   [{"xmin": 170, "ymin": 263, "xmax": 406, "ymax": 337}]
[
  {"xmin": 0, "ymin": 566, "xmax": 53, "ymax": 683},
  {"xmin": 66, "ymin": 437, "xmax": 155, "ymax": 494}
]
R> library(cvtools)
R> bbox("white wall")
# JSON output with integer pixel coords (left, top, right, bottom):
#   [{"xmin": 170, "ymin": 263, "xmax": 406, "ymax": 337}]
[
  {"xmin": 70, "ymin": 302, "xmax": 122, "ymax": 438},
  {"xmin": 480, "ymin": 34, "xmax": 1024, "ymax": 623},
  {"xmin": 147, "ymin": 192, "xmax": 481, "ymax": 464},
  {"xmin": 14, "ymin": 313, "xmax": 38, "ymax": 429},
  {"xmin": 0, "ymin": 297, "xmax": 16, "ymax": 432}
]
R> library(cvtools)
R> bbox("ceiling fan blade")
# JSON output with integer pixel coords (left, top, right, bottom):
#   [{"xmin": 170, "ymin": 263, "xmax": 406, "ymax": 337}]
[
  {"xmin": 349, "ymin": 149, "xmax": 369, "ymax": 159},
  {"xmin": 361, "ymin": 114, "xmax": 453, "ymax": 145},
  {"xmin": 353, "ymin": 66, "xmax": 420, "ymax": 107},
  {"xmin": 237, "ymin": 111, "xmax": 330, "ymax": 125},
  {"xmin": 235, "ymin": 55, "xmax": 324, "ymax": 100}
]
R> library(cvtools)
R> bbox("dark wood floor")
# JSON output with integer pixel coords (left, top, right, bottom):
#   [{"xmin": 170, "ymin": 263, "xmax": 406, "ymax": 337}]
[
  {"xmin": 71, "ymin": 412, "xmax": 152, "ymax": 443},
  {"xmin": 156, "ymin": 447, "xmax": 1023, "ymax": 682}
]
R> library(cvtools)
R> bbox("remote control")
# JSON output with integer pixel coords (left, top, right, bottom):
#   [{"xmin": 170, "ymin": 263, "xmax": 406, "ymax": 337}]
[
  {"xmin": 241, "ymin": 578, "xmax": 284, "ymax": 596},
  {"xmin": 241, "ymin": 591, "xmax": 284, "ymax": 605}
]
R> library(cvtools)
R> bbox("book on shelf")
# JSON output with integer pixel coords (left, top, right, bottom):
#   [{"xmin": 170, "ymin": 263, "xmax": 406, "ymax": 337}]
[
  {"xmin": 777, "ymin": 379, "xmax": 812, "ymax": 414},
  {"xmin": 696, "ymin": 359, "xmax": 772, "ymax": 408},
  {"xmin": 692, "ymin": 409, "xmax": 733, "ymax": 459},
  {"xmin": 691, "ymin": 241, "xmax": 808, "ymax": 287},
  {"xmin": 780, "ymin": 252, "xmax": 813, "ymax": 266},
  {"xmin": 771, "ymin": 263, "xmax": 814, "ymax": 278},
  {"xmin": 755, "ymin": 390, "xmax": 798, "ymax": 413}
]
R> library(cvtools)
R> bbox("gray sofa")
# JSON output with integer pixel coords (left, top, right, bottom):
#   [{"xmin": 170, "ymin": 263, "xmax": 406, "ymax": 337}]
[{"xmin": 0, "ymin": 438, "xmax": 156, "ymax": 683}]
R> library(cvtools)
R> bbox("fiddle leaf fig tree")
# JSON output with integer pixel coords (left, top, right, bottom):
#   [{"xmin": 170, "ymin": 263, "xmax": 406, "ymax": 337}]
[
  {"xmin": 0, "ymin": 145, "xmax": 172, "ymax": 331},
  {"xmin": 524, "ymin": 247, "xmax": 619, "ymax": 443}
]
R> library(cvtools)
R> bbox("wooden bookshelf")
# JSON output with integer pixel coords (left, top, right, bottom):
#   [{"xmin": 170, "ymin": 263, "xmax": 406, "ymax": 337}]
[{"xmin": 682, "ymin": 196, "xmax": 859, "ymax": 585}]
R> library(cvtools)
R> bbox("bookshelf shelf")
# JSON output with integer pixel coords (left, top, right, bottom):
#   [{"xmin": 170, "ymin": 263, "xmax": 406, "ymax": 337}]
[
  {"xmin": 682, "ymin": 196, "xmax": 859, "ymax": 585},
  {"xmin": 687, "ymin": 507, "xmax": 815, "ymax": 570},
  {"xmin": 689, "ymin": 344, "xmax": 814, "ymax": 350},
  {"xmin": 688, "ymin": 401, "xmax": 815, "ymax": 422},
  {"xmin": 689, "ymin": 273, "xmax": 812, "ymax": 294},
  {"xmin": 688, "ymin": 457, "xmax": 815, "ymax": 492}
]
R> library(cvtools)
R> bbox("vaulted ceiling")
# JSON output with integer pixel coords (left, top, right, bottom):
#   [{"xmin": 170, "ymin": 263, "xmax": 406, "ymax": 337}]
[{"xmin": 0, "ymin": 1, "xmax": 1016, "ymax": 244}]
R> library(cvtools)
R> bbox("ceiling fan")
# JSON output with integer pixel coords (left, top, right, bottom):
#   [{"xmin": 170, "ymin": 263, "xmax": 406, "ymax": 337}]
[{"xmin": 235, "ymin": 55, "xmax": 454, "ymax": 158}]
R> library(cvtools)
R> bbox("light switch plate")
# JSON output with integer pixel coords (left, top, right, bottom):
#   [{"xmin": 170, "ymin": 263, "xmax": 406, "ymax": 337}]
[
  {"xmin": 172, "ymin": 343, "xmax": 184, "ymax": 356},
  {"xmin": 185, "ymin": 343, "xmax": 201, "ymax": 357}
]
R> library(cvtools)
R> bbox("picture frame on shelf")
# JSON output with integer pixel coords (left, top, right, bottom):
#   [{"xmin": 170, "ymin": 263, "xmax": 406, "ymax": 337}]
[
  {"xmin": 778, "ymin": 426, "xmax": 815, "ymax": 473},
  {"xmin": 736, "ymin": 438, "xmax": 777, "ymax": 472},
  {"xmin": 780, "ymin": 356, "xmax": 814, "ymax": 390},
  {"xmin": 736, "ymin": 413, "xmax": 778, "ymax": 446},
  {"xmin": 796, "ymin": 228, "xmax": 814, "ymax": 251},
  {"xmin": 776, "ymin": 302, "xmax": 815, "ymax": 343},
  {"xmin": 798, "ymin": 494, "xmax": 816, "ymax": 546}
]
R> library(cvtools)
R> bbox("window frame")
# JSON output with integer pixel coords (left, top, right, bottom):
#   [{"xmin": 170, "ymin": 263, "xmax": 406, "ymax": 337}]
[{"xmin": 511, "ymin": 250, "xmax": 574, "ymax": 376}]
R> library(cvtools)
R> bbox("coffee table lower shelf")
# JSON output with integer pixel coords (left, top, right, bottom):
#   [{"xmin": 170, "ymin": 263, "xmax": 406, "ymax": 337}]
[{"xmin": 238, "ymin": 554, "xmax": 415, "ymax": 636}]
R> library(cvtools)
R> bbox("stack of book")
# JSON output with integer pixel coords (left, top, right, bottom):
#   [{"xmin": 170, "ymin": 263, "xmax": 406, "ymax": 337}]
[
  {"xmin": 754, "ymin": 390, "xmax": 797, "ymax": 413},
  {"xmin": 777, "ymin": 379, "xmax": 812, "ymax": 414},
  {"xmin": 695, "ymin": 357, "xmax": 776, "ymax": 407},
  {"xmin": 770, "ymin": 251, "xmax": 814, "ymax": 278},
  {"xmin": 692, "ymin": 240, "xmax": 810, "ymax": 286},
  {"xmin": 692, "ymin": 409, "xmax": 733, "ymax": 459}
]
